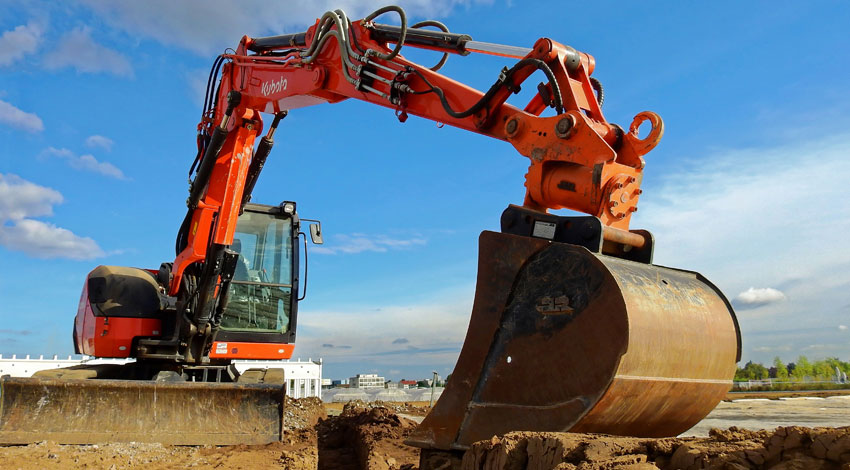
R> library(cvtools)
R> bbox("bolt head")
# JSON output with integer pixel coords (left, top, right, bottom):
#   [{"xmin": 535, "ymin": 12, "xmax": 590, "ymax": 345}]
[
  {"xmin": 506, "ymin": 119, "xmax": 518, "ymax": 135},
  {"xmin": 555, "ymin": 116, "xmax": 575, "ymax": 138}
]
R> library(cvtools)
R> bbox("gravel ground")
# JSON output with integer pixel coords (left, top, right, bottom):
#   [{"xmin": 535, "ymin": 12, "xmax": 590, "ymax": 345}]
[{"xmin": 1, "ymin": 393, "xmax": 848, "ymax": 469}]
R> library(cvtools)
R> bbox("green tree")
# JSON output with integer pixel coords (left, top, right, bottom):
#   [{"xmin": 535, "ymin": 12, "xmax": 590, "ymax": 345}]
[
  {"xmin": 792, "ymin": 356, "xmax": 813, "ymax": 380},
  {"xmin": 736, "ymin": 361, "xmax": 769, "ymax": 380},
  {"xmin": 813, "ymin": 359, "xmax": 835, "ymax": 380},
  {"xmin": 787, "ymin": 362, "xmax": 796, "ymax": 376},
  {"xmin": 773, "ymin": 357, "xmax": 789, "ymax": 380}
]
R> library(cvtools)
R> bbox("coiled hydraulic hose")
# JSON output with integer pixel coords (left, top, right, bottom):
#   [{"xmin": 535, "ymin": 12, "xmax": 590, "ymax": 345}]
[{"xmin": 362, "ymin": 5, "xmax": 407, "ymax": 61}]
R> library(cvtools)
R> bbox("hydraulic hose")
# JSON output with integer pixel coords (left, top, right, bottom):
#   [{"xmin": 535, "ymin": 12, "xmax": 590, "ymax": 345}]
[
  {"xmin": 188, "ymin": 91, "xmax": 241, "ymax": 209},
  {"xmin": 363, "ymin": 5, "xmax": 407, "ymax": 61},
  {"xmin": 410, "ymin": 20, "xmax": 451, "ymax": 71}
]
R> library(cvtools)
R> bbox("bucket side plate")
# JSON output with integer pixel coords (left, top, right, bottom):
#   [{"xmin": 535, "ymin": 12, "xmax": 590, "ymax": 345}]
[{"xmin": 570, "ymin": 261, "xmax": 739, "ymax": 436}]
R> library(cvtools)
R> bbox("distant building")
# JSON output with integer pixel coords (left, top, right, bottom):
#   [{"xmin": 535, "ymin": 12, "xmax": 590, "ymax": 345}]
[
  {"xmin": 398, "ymin": 379, "xmax": 417, "ymax": 389},
  {"xmin": 386, "ymin": 381, "xmax": 398, "ymax": 389},
  {"xmin": 350, "ymin": 373, "xmax": 385, "ymax": 388}
]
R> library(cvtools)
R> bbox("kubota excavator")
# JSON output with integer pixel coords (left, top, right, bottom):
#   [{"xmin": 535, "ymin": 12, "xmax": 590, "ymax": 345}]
[{"xmin": 0, "ymin": 5, "xmax": 740, "ymax": 462}]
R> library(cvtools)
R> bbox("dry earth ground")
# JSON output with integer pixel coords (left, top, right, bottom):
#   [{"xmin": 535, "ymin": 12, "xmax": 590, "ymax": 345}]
[{"xmin": 1, "ymin": 395, "xmax": 848, "ymax": 470}]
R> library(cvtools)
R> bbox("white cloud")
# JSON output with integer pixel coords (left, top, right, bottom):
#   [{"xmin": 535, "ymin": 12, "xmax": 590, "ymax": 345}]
[
  {"xmin": 72, "ymin": 154, "xmax": 126, "ymax": 179},
  {"xmin": 0, "ymin": 219, "xmax": 104, "ymax": 260},
  {"xmin": 85, "ymin": 135, "xmax": 114, "ymax": 151},
  {"xmin": 0, "ymin": 21, "xmax": 43, "ymax": 67},
  {"xmin": 0, "ymin": 174, "xmax": 104, "ymax": 260},
  {"xmin": 43, "ymin": 27, "xmax": 133, "ymax": 77},
  {"xmin": 635, "ymin": 134, "xmax": 850, "ymax": 284},
  {"xmin": 296, "ymin": 287, "xmax": 472, "ymax": 364},
  {"xmin": 0, "ymin": 174, "xmax": 62, "ymax": 221},
  {"xmin": 79, "ymin": 1, "xmax": 486, "ymax": 56},
  {"xmin": 734, "ymin": 287, "xmax": 787, "ymax": 309},
  {"xmin": 0, "ymin": 99, "xmax": 44, "ymax": 132},
  {"xmin": 840, "ymin": 325, "xmax": 848, "ymax": 331},
  {"xmin": 752, "ymin": 345, "xmax": 792, "ymax": 353},
  {"xmin": 43, "ymin": 147, "xmax": 127, "ymax": 180},
  {"xmin": 313, "ymin": 233, "xmax": 426, "ymax": 255}
]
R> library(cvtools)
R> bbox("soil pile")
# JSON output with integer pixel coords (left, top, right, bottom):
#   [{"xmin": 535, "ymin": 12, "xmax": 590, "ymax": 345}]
[
  {"xmin": 318, "ymin": 402, "xmax": 420, "ymax": 470},
  {"xmin": 462, "ymin": 426, "xmax": 850, "ymax": 470},
  {"xmin": 286, "ymin": 396, "xmax": 328, "ymax": 430},
  {"xmin": 372, "ymin": 401, "xmax": 431, "ymax": 417}
]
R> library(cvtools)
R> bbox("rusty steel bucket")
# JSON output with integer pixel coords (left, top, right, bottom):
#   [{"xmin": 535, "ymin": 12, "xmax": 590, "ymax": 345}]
[
  {"xmin": 0, "ymin": 376, "xmax": 285, "ymax": 445},
  {"xmin": 407, "ymin": 230, "xmax": 740, "ymax": 451}
]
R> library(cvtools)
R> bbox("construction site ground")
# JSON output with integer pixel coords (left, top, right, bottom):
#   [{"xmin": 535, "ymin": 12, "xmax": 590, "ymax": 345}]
[{"xmin": 1, "ymin": 392, "xmax": 848, "ymax": 470}]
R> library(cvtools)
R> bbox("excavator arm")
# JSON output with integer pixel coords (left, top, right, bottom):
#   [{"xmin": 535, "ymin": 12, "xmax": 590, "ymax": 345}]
[
  {"xmin": 169, "ymin": 7, "xmax": 668, "ymax": 365},
  {"xmin": 198, "ymin": 7, "xmax": 661, "ymax": 230}
]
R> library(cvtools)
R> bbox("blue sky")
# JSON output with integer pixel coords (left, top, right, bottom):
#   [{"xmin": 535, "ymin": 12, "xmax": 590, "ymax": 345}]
[{"xmin": 1, "ymin": 1, "xmax": 848, "ymax": 381}]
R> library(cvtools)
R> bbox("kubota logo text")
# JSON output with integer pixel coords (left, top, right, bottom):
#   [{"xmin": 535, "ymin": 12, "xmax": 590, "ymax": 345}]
[{"xmin": 261, "ymin": 76, "xmax": 287, "ymax": 96}]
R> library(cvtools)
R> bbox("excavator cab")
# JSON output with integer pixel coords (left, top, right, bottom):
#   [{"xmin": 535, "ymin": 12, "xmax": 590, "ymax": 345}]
[
  {"xmin": 68, "ymin": 202, "xmax": 308, "ymax": 363},
  {"xmin": 212, "ymin": 202, "xmax": 300, "ymax": 353}
]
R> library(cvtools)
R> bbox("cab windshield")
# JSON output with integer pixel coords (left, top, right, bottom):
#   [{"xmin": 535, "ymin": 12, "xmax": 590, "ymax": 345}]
[{"xmin": 220, "ymin": 210, "xmax": 293, "ymax": 333}]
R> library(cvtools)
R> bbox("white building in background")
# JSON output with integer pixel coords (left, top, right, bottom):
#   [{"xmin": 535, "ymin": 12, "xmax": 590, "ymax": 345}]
[
  {"xmin": 350, "ymin": 373, "xmax": 385, "ymax": 388},
  {"xmin": 0, "ymin": 354, "xmax": 323, "ymax": 399},
  {"xmin": 239, "ymin": 358, "xmax": 323, "ymax": 399}
]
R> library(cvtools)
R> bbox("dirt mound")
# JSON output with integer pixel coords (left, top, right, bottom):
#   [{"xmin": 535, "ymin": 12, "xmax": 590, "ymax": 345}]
[
  {"xmin": 286, "ymin": 396, "xmax": 328, "ymax": 431},
  {"xmin": 318, "ymin": 402, "xmax": 420, "ymax": 470},
  {"xmin": 461, "ymin": 426, "xmax": 850, "ymax": 470},
  {"xmin": 372, "ymin": 401, "xmax": 431, "ymax": 417}
]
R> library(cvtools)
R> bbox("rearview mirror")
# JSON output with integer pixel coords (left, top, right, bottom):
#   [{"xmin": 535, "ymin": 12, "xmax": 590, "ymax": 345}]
[{"xmin": 309, "ymin": 223, "xmax": 323, "ymax": 245}]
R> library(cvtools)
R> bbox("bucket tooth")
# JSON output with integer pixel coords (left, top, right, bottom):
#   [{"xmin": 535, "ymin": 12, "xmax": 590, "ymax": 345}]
[{"xmin": 407, "ymin": 230, "xmax": 739, "ymax": 451}]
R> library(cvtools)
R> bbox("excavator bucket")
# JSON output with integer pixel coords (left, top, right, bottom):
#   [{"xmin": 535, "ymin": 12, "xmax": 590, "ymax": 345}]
[
  {"xmin": 408, "ymin": 229, "xmax": 740, "ymax": 452},
  {"xmin": 0, "ymin": 376, "xmax": 285, "ymax": 445}
]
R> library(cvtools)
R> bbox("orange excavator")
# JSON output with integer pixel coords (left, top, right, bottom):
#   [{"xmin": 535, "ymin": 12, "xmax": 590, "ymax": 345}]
[{"xmin": 0, "ymin": 4, "xmax": 740, "ymax": 460}]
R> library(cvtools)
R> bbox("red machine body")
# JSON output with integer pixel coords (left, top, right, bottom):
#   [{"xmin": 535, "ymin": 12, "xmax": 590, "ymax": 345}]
[{"xmin": 74, "ymin": 276, "xmax": 161, "ymax": 358}]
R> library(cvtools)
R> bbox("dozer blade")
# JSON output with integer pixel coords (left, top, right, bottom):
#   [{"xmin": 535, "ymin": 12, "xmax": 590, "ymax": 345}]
[
  {"xmin": 0, "ymin": 376, "xmax": 285, "ymax": 445},
  {"xmin": 408, "ymin": 231, "xmax": 740, "ymax": 451}
]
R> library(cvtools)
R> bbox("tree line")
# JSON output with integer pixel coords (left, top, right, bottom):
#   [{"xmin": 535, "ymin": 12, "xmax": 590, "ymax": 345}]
[{"xmin": 735, "ymin": 356, "xmax": 850, "ymax": 381}]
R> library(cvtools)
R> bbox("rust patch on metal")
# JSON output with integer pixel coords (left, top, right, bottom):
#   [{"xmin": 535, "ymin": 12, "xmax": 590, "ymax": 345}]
[{"xmin": 557, "ymin": 180, "xmax": 576, "ymax": 192}]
